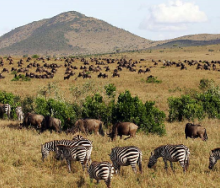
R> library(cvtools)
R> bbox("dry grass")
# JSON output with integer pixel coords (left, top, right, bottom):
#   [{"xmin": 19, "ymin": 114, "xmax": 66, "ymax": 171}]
[
  {"xmin": 1, "ymin": 45, "xmax": 220, "ymax": 187},
  {"xmin": 0, "ymin": 119, "xmax": 220, "ymax": 188}
]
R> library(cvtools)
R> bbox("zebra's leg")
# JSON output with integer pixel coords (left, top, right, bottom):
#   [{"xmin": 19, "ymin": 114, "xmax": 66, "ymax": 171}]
[
  {"xmin": 163, "ymin": 159, "xmax": 168, "ymax": 171},
  {"xmin": 66, "ymin": 159, "xmax": 72, "ymax": 173},
  {"xmin": 105, "ymin": 179, "xmax": 111, "ymax": 188},
  {"xmin": 130, "ymin": 162, "xmax": 137, "ymax": 173},
  {"xmin": 170, "ymin": 161, "xmax": 175, "ymax": 172},
  {"xmin": 96, "ymin": 180, "xmax": 100, "ymax": 184}
]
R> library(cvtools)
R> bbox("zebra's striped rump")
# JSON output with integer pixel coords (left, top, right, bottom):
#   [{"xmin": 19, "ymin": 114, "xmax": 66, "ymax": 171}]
[
  {"xmin": 109, "ymin": 146, "xmax": 142, "ymax": 174},
  {"xmin": 148, "ymin": 144, "xmax": 190, "ymax": 172},
  {"xmin": 55, "ymin": 144, "xmax": 89, "ymax": 172},
  {"xmin": 88, "ymin": 161, "xmax": 114, "ymax": 188},
  {"xmin": 209, "ymin": 148, "xmax": 220, "ymax": 169}
]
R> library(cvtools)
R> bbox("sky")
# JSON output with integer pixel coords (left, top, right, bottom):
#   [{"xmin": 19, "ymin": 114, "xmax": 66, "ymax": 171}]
[{"xmin": 0, "ymin": 0, "xmax": 219, "ymax": 41}]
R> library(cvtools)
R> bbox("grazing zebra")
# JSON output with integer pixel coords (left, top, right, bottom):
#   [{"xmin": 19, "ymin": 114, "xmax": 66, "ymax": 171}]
[
  {"xmin": 55, "ymin": 144, "xmax": 89, "ymax": 172},
  {"xmin": 108, "ymin": 146, "xmax": 142, "ymax": 174},
  {"xmin": 209, "ymin": 148, "xmax": 220, "ymax": 169},
  {"xmin": 148, "ymin": 144, "xmax": 190, "ymax": 172},
  {"xmin": 0, "ymin": 103, "xmax": 11, "ymax": 119},
  {"xmin": 15, "ymin": 106, "xmax": 24, "ymax": 122},
  {"xmin": 88, "ymin": 161, "xmax": 114, "ymax": 188},
  {"xmin": 41, "ymin": 138, "xmax": 93, "ymax": 165}
]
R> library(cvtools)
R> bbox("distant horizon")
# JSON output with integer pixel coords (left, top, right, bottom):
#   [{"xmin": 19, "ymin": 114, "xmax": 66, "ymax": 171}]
[{"xmin": 0, "ymin": 0, "xmax": 219, "ymax": 41}]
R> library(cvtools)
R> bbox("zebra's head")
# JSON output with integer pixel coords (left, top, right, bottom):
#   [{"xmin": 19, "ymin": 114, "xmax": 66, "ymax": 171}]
[
  {"xmin": 108, "ymin": 149, "xmax": 118, "ymax": 173},
  {"xmin": 148, "ymin": 151, "xmax": 158, "ymax": 168},
  {"xmin": 209, "ymin": 152, "xmax": 217, "ymax": 169},
  {"xmin": 41, "ymin": 144, "xmax": 48, "ymax": 162},
  {"xmin": 55, "ymin": 145, "xmax": 66, "ymax": 161}
]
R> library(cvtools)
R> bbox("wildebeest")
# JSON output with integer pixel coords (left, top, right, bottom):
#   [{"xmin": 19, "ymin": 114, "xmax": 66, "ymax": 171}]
[
  {"xmin": 185, "ymin": 123, "xmax": 208, "ymax": 141},
  {"xmin": 41, "ymin": 116, "xmax": 61, "ymax": 133},
  {"xmin": 66, "ymin": 119, "xmax": 105, "ymax": 136},
  {"xmin": 107, "ymin": 122, "xmax": 138, "ymax": 141},
  {"xmin": 22, "ymin": 112, "xmax": 44, "ymax": 130}
]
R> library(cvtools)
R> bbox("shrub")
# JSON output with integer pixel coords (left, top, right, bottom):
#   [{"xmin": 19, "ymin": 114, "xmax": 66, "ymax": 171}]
[
  {"xmin": 35, "ymin": 97, "xmax": 77, "ymax": 129},
  {"xmin": 168, "ymin": 95, "xmax": 204, "ymax": 122},
  {"xmin": 146, "ymin": 76, "xmax": 162, "ymax": 83},
  {"xmin": 112, "ymin": 90, "xmax": 166, "ymax": 135},
  {"xmin": 104, "ymin": 83, "xmax": 116, "ymax": 98},
  {"xmin": 32, "ymin": 54, "xmax": 39, "ymax": 58}
]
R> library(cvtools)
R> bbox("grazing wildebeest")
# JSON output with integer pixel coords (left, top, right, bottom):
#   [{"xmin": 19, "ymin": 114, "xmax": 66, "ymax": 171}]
[
  {"xmin": 66, "ymin": 119, "xmax": 105, "ymax": 136},
  {"xmin": 22, "ymin": 112, "xmax": 44, "ymax": 130},
  {"xmin": 41, "ymin": 116, "xmax": 61, "ymax": 133},
  {"xmin": 107, "ymin": 122, "xmax": 138, "ymax": 141},
  {"xmin": 185, "ymin": 123, "xmax": 208, "ymax": 141}
]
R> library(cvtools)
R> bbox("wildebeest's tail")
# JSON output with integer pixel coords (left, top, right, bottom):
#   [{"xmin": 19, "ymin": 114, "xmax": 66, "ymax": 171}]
[
  {"xmin": 99, "ymin": 122, "xmax": 105, "ymax": 136},
  {"xmin": 204, "ymin": 128, "xmax": 208, "ymax": 141}
]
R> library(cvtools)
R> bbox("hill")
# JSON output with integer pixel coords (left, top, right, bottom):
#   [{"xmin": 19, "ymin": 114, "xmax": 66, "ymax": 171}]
[
  {"xmin": 0, "ymin": 11, "xmax": 153, "ymax": 56},
  {"xmin": 0, "ymin": 11, "xmax": 220, "ymax": 56}
]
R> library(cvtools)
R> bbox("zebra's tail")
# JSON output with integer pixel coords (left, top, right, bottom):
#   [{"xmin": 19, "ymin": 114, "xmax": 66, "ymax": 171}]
[
  {"xmin": 137, "ymin": 152, "xmax": 142, "ymax": 173},
  {"xmin": 184, "ymin": 148, "xmax": 190, "ymax": 172},
  {"xmin": 107, "ymin": 163, "xmax": 112, "ymax": 188}
]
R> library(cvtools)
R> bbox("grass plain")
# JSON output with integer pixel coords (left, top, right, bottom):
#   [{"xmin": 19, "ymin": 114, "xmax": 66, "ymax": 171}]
[{"xmin": 1, "ymin": 44, "xmax": 220, "ymax": 187}]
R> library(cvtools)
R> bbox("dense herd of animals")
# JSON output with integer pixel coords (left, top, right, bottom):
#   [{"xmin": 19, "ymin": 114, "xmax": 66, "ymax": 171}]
[
  {"xmin": 0, "ymin": 56, "xmax": 220, "ymax": 81},
  {"xmin": 0, "ymin": 102, "xmax": 219, "ymax": 187}
]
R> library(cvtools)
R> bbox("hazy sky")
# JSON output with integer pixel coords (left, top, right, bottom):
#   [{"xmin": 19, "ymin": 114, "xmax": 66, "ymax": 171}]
[{"xmin": 0, "ymin": 0, "xmax": 219, "ymax": 40}]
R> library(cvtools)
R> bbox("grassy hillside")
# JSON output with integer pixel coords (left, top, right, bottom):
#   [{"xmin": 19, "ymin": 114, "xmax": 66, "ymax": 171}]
[
  {"xmin": 1, "ymin": 45, "xmax": 220, "ymax": 187},
  {"xmin": 0, "ymin": 11, "xmax": 151, "ymax": 56}
]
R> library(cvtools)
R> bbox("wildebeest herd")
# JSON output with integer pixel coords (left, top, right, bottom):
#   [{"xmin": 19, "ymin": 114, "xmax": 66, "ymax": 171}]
[
  {"xmin": 0, "ymin": 102, "xmax": 219, "ymax": 188},
  {"xmin": 1, "ymin": 56, "xmax": 220, "ymax": 82}
]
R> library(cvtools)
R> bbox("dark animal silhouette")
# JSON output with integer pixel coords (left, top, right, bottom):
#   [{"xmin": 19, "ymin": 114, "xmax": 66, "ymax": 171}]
[
  {"xmin": 41, "ymin": 116, "xmax": 61, "ymax": 133},
  {"xmin": 66, "ymin": 119, "xmax": 105, "ymax": 136},
  {"xmin": 185, "ymin": 123, "xmax": 208, "ymax": 141},
  {"xmin": 107, "ymin": 122, "xmax": 138, "ymax": 141}
]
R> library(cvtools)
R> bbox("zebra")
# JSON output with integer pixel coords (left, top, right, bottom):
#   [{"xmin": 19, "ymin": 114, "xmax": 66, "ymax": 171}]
[
  {"xmin": 88, "ymin": 161, "xmax": 114, "ymax": 188},
  {"xmin": 108, "ymin": 146, "xmax": 142, "ymax": 174},
  {"xmin": 41, "ymin": 138, "xmax": 93, "ymax": 165},
  {"xmin": 55, "ymin": 144, "xmax": 89, "ymax": 172},
  {"xmin": 0, "ymin": 103, "xmax": 11, "ymax": 119},
  {"xmin": 15, "ymin": 106, "xmax": 24, "ymax": 122},
  {"xmin": 148, "ymin": 144, "xmax": 190, "ymax": 172},
  {"xmin": 209, "ymin": 148, "xmax": 220, "ymax": 169}
]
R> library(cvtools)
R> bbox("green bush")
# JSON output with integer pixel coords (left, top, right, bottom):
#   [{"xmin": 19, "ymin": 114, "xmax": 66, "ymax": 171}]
[
  {"xmin": 32, "ymin": 54, "xmax": 39, "ymax": 58},
  {"xmin": 146, "ymin": 76, "xmax": 162, "ymax": 83},
  {"xmin": 113, "ymin": 90, "xmax": 166, "ymax": 135},
  {"xmin": 82, "ymin": 93, "xmax": 112, "ymax": 126},
  {"xmin": 168, "ymin": 95, "xmax": 204, "ymax": 122},
  {"xmin": 35, "ymin": 97, "xmax": 77, "ymax": 129}
]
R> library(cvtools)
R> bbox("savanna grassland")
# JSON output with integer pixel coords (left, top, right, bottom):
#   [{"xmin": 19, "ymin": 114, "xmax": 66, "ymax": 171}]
[{"xmin": 1, "ymin": 44, "xmax": 220, "ymax": 188}]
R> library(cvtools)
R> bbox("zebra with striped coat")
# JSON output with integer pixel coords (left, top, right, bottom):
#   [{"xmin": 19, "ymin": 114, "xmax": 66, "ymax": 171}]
[
  {"xmin": 148, "ymin": 144, "xmax": 190, "ymax": 172},
  {"xmin": 209, "ymin": 148, "xmax": 220, "ymax": 169},
  {"xmin": 0, "ymin": 103, "xmax": 11, "ymax": 119},
  {"xmin": 108, "ymin": 146, "xmax": 142, "ymax": 174},
  {"xmin": 15, "ymin": 106, "xmax": 24, "ymax": 122},
  {"xmin": 41, "ymin": 138, "xmax": 93, "ymax": 165},
  {"xmin": 55, "ymin": 144, "xmax": 89, "ymax": 172},
  {"xmin": 88, "ymin": 161, "xmax": 114, "ymax": 188}
]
